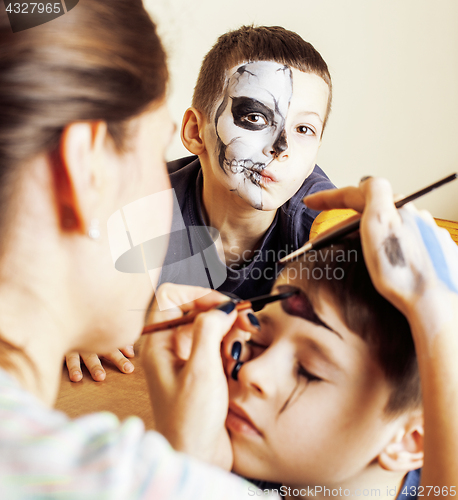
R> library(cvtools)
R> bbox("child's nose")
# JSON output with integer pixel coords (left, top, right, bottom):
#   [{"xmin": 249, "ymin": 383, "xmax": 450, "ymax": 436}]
[
  {"xmin": 235, "ymin": 348, "xmax": 281, "ymax": 398},
  {"xmin": 270, "ymin": 129, "xmax": 288, "ymax": 158}
]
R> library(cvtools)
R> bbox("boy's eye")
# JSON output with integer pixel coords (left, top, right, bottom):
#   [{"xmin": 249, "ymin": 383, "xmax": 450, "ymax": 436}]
[
  {"xmin": 231, "ymin": 96, "xmax": 273, "ymax": 131},
  {"xmin": 296, "ymin": 125, "xmax": 315, "ymax": 135},
  {"xmin": 298, "ymin": 364, "xmax": 322, "ymax": 383},
  {"xmin": 242, "ymin": 113, "xmax": 268, "ymax": 126}
]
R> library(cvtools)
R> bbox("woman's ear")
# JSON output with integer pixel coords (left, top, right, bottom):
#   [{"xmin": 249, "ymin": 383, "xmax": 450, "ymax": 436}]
[
  {"xmin": 181, "ymin": 107, "xmax": 207, "ymax": 155},
  {"xmin": 52, "ymin": 121, "xmax": 108, "ymax": 234},
  {"xmin": 378, "ymin": 411, "xmax": 424, "ymax": 472}
]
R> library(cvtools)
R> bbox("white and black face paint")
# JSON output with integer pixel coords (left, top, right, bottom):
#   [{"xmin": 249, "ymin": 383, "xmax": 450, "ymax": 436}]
[{"xmin": 213, "ymin": 61, "xmax": 293, "ymax": 209}]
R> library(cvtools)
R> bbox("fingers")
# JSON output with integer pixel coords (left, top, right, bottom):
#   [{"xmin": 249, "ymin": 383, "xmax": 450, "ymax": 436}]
[
  {"xmin": 79, "ymin": 353, "xmax": 106, "ymax": 382},
  {"xmin": 360, "ymin": 178, "xmax": 403, "ymax": 255},
  {"xmin": 221, "ymin": 311, "xmax": 259, "ymax": 364},
  {"xmin": 101, "ymin": 349, "xmax": 135, "ymax": 374},
  {"xmin": 148, "ymin": 283, "xmax": 230, "ymax": 323},
  {"xmin": 173, "ymin": 324, "xmax": 194, "ymax": 361},
  {"xmin": 356, "ymin": 179, "xmax": 443, "ymax": 313},
  {"xmin": 119, "ymin": 345, "xmax": 135, "ymax": 358},
  {"xmin": 304, "ymin": 186, "xmax": 366, "ymax": 212},
  {"xmin": 360, "ymin": 177, "xmax": 396, "ymax": 216},
  {"xmin": 236, "ymin": 310, "xmax": 260, "ymax": 334},
  {"xmin": 304, "ymin": 177, "xmax": 398, "ymax": 215},
  {"xmin": 142, "ymin": 328, "xmax": 178, "ymax": 388},
  {"xmin": 65, "ymin": 349, "xmax": 135, "ymax": 383},
  {"xmin": 186, "ymin": 304, "xmax": 238, "ymax": 377},
  {"xmin": 360, "ymin": 178, "xmax": 400, "ymax": 234},
  {"xmin": 143, "ymin": 286, "xmax": 235, "ymax": 380},
  {"xmin": 221, "ymin": 332, "xmax": 251, "ymax": 381},
  {"xmin": 146, "ymin": 302, "xmax": 257, "ymax": 383},
  {"xmin": 358, "ymin": 178, "xmax": 402, "ymax": 276},
  {"xmin": 156, "ymin": 306, "xmax": 257, "ymax": 366},
  {"xmin": 65, "ymin": 352, "xmax": 83, "ymax": 382}
]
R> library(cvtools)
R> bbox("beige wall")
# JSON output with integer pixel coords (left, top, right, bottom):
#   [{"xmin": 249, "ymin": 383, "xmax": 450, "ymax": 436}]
[{"xmin": 145, "ymin": 0, "xmax": 458, "ymax": 220}]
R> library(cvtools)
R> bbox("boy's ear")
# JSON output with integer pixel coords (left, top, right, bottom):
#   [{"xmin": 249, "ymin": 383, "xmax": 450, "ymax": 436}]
[
  {"xmin": 378, "ymin": 411, "xmax": 424, "ymax": 472},
  {"xmin": 181, "ymin": 107, "xmax": 207, "ymax": 155},
  {"xmin": 52, "ymin": 121, "xmax": 107, "ymax": 234}
]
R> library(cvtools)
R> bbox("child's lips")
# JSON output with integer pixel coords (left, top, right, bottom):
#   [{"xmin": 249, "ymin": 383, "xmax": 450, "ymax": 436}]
[
  {"xmin": 226, "ymin": 403, "xmax": 263, "ymax": 437},
  {"xmin": 259, "ymin": 169, "xmax": 277, "ymax": 183}
]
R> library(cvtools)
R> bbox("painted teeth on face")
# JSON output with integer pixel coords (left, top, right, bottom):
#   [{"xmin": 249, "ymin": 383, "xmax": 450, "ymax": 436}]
[
  {"xmin": 229, "ymin": 159, "xmax": 244, "ymax": 174},
  {"xmin": 223, "ymin": 159, "xmax": 267, "ymax": 186},
  {"xmin": 213, "ymin": 60, "xmax": 293, "ymax": 209}
]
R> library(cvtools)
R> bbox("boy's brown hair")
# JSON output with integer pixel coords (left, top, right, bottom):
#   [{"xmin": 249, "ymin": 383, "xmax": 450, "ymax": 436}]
[
  {"xmin": 192, "ymin": 25, "xmax": 332, "ymax": 130},
  {"xmin": 286, "ymin": 235, "xmax": 421, "ymax": 416}
]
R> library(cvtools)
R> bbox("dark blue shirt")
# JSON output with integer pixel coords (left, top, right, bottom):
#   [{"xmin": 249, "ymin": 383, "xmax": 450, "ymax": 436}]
[{"xmin": 397, "ymin": 469, "xmax": 422, "ymax": 499}]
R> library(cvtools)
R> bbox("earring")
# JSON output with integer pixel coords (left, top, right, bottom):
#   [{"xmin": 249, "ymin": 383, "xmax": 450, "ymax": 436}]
[{"xmin": 88, "ymin": 218, "xmax": 100, "ymax": 240}]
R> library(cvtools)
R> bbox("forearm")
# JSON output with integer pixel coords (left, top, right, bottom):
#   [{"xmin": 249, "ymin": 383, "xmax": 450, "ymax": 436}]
[{"xmin": 408, "ymin": 290, "xmax": 458, "ymax": 488}]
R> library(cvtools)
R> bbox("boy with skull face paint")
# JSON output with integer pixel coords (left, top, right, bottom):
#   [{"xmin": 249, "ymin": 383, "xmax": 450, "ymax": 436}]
[
  {"xmin": 64, "ymin": 26, "xmax": 335, "ymax": 382},
  {"xmin": 161, "ymin": 26, "xmax": 335, "ymax": 300}
]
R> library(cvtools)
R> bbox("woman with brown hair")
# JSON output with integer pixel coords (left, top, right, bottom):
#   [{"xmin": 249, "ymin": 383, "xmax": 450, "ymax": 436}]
[{"xmin": 0, "ymin": 0, "xmax": 255, "ymax": 496}]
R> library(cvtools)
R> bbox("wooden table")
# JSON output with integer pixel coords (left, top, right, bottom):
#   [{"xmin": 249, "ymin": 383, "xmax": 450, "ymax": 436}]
[{"xmin": 55, "ymin": 338, "xmax": 155, "ymax": 429}]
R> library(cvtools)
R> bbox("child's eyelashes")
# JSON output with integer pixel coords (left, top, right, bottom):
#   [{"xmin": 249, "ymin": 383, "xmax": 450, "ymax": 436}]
[
  {"xmin": 246, "ymin": 338, "xmax": 323, "ymax": 383},
  {"xmin": 297, "ymin": 364, "xmax": 322, "ymax": 383},
  {"xmin": 295, "ymin": 125, "xmax": 315, "ymax": 135},
  {"xmin": 231, "ymin": 96, "xmax": 273, "ymax": 131},
  {"xmin": 242, "ymin": 113, "xmax": 268, "ymax": 126}
]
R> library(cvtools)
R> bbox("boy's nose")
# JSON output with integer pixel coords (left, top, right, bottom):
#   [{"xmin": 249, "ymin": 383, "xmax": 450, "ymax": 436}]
[
  {"xmin": 235, "ymin": 349, "xmax": 281, "ymax": 399},
  {"xmin": 271, "ymin": 129, "xmax": 288, "ymax": 158}
]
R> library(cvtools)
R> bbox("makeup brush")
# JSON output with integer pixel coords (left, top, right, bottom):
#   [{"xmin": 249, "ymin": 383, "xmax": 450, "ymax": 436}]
[
  {"xmin": 279, "ymin": 173, "xmax": 458, "ymax": 264},
  {"xmin": 142, "ymin": 290, "xmax": 298, "ymax": 335}
]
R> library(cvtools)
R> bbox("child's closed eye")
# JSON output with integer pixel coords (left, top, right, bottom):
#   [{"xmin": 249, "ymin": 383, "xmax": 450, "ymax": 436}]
[
  {"xmin": 298, "ymin": 364, "xmax": 322, "ymax": 383},
  {"xmin": 247, "ymin": 339, "xmax": 323, "ymax": 383}
]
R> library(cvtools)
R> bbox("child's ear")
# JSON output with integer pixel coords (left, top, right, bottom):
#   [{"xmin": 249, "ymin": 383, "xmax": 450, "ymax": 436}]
[
  {"xmin": 181, "ymin": 107, "xmax": 206, "ymax": 155},
  {"xmin": 378, "ymin": 411, "xmax": 423, "ymax": 472}
]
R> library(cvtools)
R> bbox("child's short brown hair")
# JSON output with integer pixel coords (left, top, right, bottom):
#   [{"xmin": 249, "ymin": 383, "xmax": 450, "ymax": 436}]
[
  {"xmin": 192, "ymin": 25, "xmax": 332, "ymax": 129},
  {"xmin": 284, "ymin": 235, "xmax": 421, "ymax": 416}
]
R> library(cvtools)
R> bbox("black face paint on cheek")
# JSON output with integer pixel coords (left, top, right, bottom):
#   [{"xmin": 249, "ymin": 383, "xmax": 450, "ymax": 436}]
[
  {"xmin": 231, "ymin": 97, "xmax": 274, "ymax": 131},
  {"xmin": 278, "ymin": 382, "xmax": 303, "ymax": 415},
  {"xmin": 383, "ymin": 234, "xmax": 406, "ymax": 267}
]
